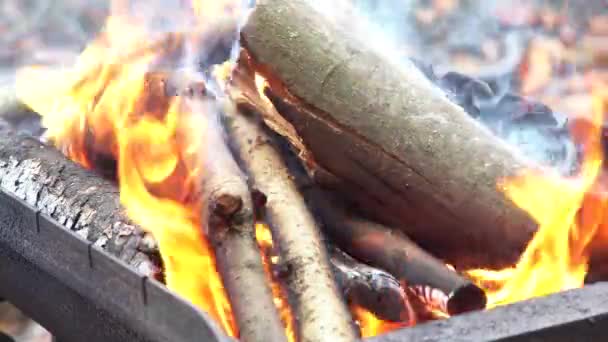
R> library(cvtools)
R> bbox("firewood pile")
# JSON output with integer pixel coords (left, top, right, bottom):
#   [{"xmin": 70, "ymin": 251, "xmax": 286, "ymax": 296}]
[{"xmin": 0, "ymin": 0, "xmax": 607, "ymax": 341}]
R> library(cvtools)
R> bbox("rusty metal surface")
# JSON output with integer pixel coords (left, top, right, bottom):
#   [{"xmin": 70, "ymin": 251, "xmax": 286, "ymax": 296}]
[
  {"xmin": 0, "ymin": 188, "xmax": 228, "ymax": 342},
  {"xmin": 372, "ymin": 282, "xmax": 608, "ymax": 342}
]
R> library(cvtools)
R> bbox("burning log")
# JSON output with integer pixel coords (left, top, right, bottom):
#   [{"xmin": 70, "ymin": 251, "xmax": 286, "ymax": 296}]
[
  {"xmin": 240, "ymin": 0, "xmax": 540, "ymax": 268},
  {"xmin": 330, "ymin": 247, "xmax": 413, "ymax": 323},
  {"xmin": 0, "ymin": 121, "xmax": 157, "ymax": 276},
  {"xmin": 193, "ymin": 99, "xmax": 287, "ymax": 342},
  {"xmin": 223, "ymin": 103, "xmax": 357, "ymax": 342},
  {"xmin": 306, "ymin": 189, "xmax": 487, "ymax": 316}
]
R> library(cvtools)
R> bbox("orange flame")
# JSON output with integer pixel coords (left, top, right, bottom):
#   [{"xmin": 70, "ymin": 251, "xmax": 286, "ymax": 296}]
[
  {"xmin": 352, "ymin": 306, "xmax": 409, "ymax": 338},
  {"xmin": 255, "ymin": 223, "xmax": 296, "ymax": 342},
  {"xmin": 14, "ymin": 0, "xmax": 251, "ymax": 337},
  {"xmin": 468, "ymin": 84, "xmax": 608, "ymax": 307}
]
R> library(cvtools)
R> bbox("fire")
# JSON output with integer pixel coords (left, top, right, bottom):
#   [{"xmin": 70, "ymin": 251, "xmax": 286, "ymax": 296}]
[
  {"xmin": 468, "ymin": 84, "xmax": 608, "ymax": 307},
  {"xmin": 13, "ymin": 0, "xmax": 608, "ymax": 337},
  {"xmin": 352, "ymin": 306, "xmax": 408, "ymax": 338},
  {"xmin": 255, "ymin": 223, "xmax": 296, "ymax": 342},
  {"xmin": 14, "ymin": 0, "xmax": 250, "ymax": 337}
]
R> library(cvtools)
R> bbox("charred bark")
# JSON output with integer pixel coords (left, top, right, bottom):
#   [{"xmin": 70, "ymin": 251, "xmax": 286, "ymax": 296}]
[
  {"xmin": 194, "ymin": 99, "xmax": 287, "ymax": 342},
  {"xmin": 223, "ymin": 102, "xmax": 357, "ymax": 342},
  {"xmin": 330, "ymin": 247, "xmax": 413, "ymax": 323},
  {"xmin": 307, "ymin": 189, "xmax": 487, "ymax": 316},
  {"xmin": 0, "ymin": 122, "xmax": 156, "ymax": 276},
  {"xmin": 241, "ymin": 0, "xmax": 540, "ymax": 268}
]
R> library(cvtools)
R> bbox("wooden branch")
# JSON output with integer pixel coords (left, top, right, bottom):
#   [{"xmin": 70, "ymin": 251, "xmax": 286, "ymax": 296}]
[
  {"xmin": 240, "ymin": 0, "xmax": 540, "ymax": 268},
  {"xmin": 0, "ymin": 121, "xmax": 157, "ymax": 276},
  {"xmin": 193, "ymin": 99, "xmax": 287, "ymax": 342},
  {"xmin": 223, "ymin": 102, "xmax": 357, "ymax": 342},
  {"xmin": 330, "ymin": 246, "xmax": 413, "ymax": 323},
  {"xmin": 306, "ymin": 189, "xmax": 487, "ymax": 316}
]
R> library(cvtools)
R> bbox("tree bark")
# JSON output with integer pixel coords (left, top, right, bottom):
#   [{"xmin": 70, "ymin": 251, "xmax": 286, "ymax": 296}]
[
  {"xmin": 0, "ymin": 121, "xmax": 157, "ymax": 276},
  {"xmin": 330, "ymin": 247, "xmax": 413, "ymax": 323},
  {"xmin": 306, "ymin": 189, "xmax": 487, "ymax": 316},
  {"xmin": 240, "ymin": 0, "xmax": 540, "ymax": 268},
  {"xmin": 193, "ymin": 99, "xmax": 287, "ymax": 342},
  {"xmin": 223, "ymin": 102, "xmax": 357, "ymax": 342}
]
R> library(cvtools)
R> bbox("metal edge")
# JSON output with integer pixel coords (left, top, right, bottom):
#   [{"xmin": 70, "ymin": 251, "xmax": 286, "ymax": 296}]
[
  {"xmin": 0, "ymin": 188, "xmax": 229, "ymax": 342},
  {"xmin": 371, "ymin": 282, "xmax": 608, "ymax": 342},
  {"xmin": 5, "ymin": 186, "xmax": 608, "ymax": 341},
  {"xmin": 145, "ymin": 277, "xmax": 232, "ymax": 342}
]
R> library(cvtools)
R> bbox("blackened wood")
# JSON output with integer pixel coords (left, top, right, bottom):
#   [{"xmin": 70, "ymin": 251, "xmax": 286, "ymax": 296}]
[
  {"xmin": 305, "ymin": 189, "xmax": 486, "ymax": 316},
  {"xmin": 193, "ymin": 99, "xmax": 287, "ymax": 342},
  {"xmin": 0, "ymin": 122, "xmax": 156, "ymax": 276},
  {"xmin": 241, "ymin": 0, "xmax": 539, "ymax": 268},
  {"xmin": 330, "ymin": 247, "xmax": 413, "ymax": 323},
  {"xmin": 223, "ymin": 102, "xmax": 357, "ymax": 342}
]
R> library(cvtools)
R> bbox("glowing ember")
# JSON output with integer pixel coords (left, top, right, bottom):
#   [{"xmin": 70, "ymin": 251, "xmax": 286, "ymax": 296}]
[
  {"xmin": 352, "ymin": 306, "xmax": 408, "ymax": 338},
  {"xmin": 468, "ymin": 84, "xmax": 607, "ymax": 307}
]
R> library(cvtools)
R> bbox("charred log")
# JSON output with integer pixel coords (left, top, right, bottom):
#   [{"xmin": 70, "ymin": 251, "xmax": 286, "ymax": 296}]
[
  {"xmin": 223, "ymin": 102, "xmax": 357, "ymax": 342},
  {"xmin": 330, "ymin": 247, "xmax": 413, "ymax": 323},
  {"xmin": 193, "ymin": 99, "xmax": 287, "ymax": 342},
  {"xmin": 0, "ymin": 121, "xmax": 156, "ymax": 276},
  {"xmin": 308, "ymin": 190, "xmax": 487, "ymax": 316},
  {"xmin": 241, "ymin": 0, "xmax": 540, "ymax": 268}
]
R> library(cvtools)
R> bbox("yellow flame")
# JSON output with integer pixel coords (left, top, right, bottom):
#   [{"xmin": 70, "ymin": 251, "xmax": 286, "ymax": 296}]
[
  {"xmin": 255, "ymin": 223, "xmax": 296, "ymax": 342},
  {"xmin": 468, "ymin": 85, "xmax": 607, "ymax": 307},
  {"xmin": 352, "ymin": 306, "xmax": 409, "ymax": 338},
  {"xmin": 14, "ymin": 1, "xmax": 252, "ymax": 337}
]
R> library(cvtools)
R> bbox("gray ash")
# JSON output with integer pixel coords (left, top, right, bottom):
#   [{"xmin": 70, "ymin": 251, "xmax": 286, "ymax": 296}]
[{"xmin": 413, "ymin": 59, "xmax": 579, "ymax": 174}]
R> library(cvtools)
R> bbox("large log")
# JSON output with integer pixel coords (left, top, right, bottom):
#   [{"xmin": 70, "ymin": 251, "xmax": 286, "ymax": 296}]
[
  {"xmin": 0, "ymin": 121, "xmax": 157, "ymax": 275},
  {"xmin": 240, "ymin": 0, "xmax": 540, "ymax": 267},
  {"xmin": 223, "ymin": 102, "xmax": 357, "ymax": 342}
]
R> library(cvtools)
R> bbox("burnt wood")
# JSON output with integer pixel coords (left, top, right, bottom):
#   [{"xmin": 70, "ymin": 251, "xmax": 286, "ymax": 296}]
[
  {"xmin": 330, "ymin": 247, "xmax": 413, "ymax": 323},
  {"xmin": 241, "ymin": 0, "xmax": 539, "ymax": 268},
  {"xmin": 0, "ymin": 123, "xmax": 156, "ymax": 275},
  {"xmin": 310, "ymin": 191, "xmax": 487, "ymax": 316},
  {"xmin": 0, "ymin": 188, "xmax": 227, "ymax": 342}
]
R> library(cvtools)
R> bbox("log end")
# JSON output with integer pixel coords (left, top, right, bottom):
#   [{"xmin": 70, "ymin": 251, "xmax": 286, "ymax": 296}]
[
  {"xmin": 351, "ymin": 280, "xmax": 412, "ymax": 323},
  {"xmin": 447, "ymin": 283, "xmax": 488, "ymax": 315},
  {"xmin": 214, "ymin": 193, "xmax": 244, "ymax": 217}
]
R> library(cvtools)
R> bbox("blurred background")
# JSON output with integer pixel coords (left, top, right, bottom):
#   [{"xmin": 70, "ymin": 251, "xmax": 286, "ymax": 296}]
[{"xmin": 0, "ymin": 0, "xmax": 108, "ymax": 70}]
